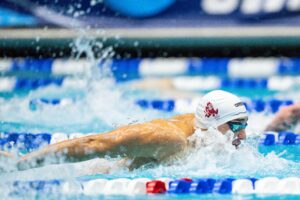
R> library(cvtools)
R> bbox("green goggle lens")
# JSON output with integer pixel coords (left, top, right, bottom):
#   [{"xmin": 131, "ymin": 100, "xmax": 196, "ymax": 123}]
[{"xmin": 227, "ymin": 121, "xmax": 248, "ymax": 133}]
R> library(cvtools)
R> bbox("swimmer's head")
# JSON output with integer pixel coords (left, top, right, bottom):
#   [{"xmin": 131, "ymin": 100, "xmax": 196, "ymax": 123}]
[{"xmin": 195, "ymin": 90, "xmax": 248, "ymax": 144}]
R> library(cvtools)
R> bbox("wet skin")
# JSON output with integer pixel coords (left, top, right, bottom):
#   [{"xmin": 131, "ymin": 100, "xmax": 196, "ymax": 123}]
[
  {"xmin": 265, "ymin": 103, "xmax": 300, "ymax": 132},
  {"xmin": 1, "ymin": 114, "xmax": 248, "ymax": 171}
]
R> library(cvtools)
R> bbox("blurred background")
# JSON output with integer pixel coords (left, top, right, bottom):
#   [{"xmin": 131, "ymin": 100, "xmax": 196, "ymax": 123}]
[
  {"xmin": 1, "ymin": 0, "xmax": 300, "ymax": 115},
  {"xmin": 1, "ymin": 0, "xmax": 300, "ymax": 126},
  {"xmin": 1, "ymin": 0, "xmax": 300, "ymax": 130},
  {"xmin": 0, "ymin": 0, "xmax": 300, "ymax": 197}
]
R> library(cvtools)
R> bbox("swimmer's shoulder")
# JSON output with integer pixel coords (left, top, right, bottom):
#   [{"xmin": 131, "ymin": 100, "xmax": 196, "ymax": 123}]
[
  {"xmin": 105, "ymin": 113, "xmax": 195, "ymax": 138},
  {"xmin": 148, "ymin": 113, "xmax": 194, "ymax": 125},
  {"xmin": 169, "ymin": 114, "xmax": 196, "ymax": 137},
  {"xmin": 146, "ymin": 113, "xmax": 195, "ymax": 138},
  {"xmin": 170, "ymin": 113, "xmax": 195, "ymax": 121}
]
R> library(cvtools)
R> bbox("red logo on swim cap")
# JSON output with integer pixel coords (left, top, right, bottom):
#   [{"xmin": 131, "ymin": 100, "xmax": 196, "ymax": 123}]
[{"xmin": 204, "ymin": 102, "xmax": 218, "ymax": 118}]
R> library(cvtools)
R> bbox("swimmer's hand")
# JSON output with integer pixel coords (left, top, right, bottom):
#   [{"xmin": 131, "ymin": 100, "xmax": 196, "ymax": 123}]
[{"xmin": 265, "ymin": 103, "xmax": 300, "ymax": 132}]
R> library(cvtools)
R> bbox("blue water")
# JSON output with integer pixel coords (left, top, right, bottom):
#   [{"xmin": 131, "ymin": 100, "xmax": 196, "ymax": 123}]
[{"xmin": 0, "ymin": 69, "xmax": 300, "ymax": 199}]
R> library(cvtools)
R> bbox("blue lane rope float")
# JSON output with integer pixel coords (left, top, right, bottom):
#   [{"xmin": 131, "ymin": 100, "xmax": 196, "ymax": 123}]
[
  {"xmin": 168, "ymin": 179, "xmax": 192, "ymax": 194},
  {"xmin": 0, "ymin": 133, "xmax": 52, "ymax": 152},
  {"xmin": 260, "ymin": 132, "xmax": 300, "ymax": 145},
  {"xmin": 1, "ymin": 75, "xmax": 300, "ymax": 92},
  {"xmin": 6, "ymin": 177, "xmax": 300, "ymax": 195},
  {"xmin": 14, "ymin": 78, "xmax": 63, "ymax": 90},
  {"xmin": 0, "ymin": 132, "xmax": 299, "ymax": 153},
  {"xmin": 135, "ymin": 98, "xmax": 294, "ymax": 113},
  {"xmin": 2, "ymin": 58, "xmax": 300, "ymax": 77},
  {"xmin": 28, "ymin": 97, "xmax": 296, "ymax": 113},
  {"xmin": 220, "ymin": 78, "xmax": 268, "ymax": 89},
  {"xmin": 0, "ymin": 77, "xmax": 282, "ymax": 92},
  {"xmin": 0, "ymin": 77, "xmax": 64, "ymax": 92},
  {"xmin": 1, "ymin": 57, "xmax": 300, "ymax": 91}
]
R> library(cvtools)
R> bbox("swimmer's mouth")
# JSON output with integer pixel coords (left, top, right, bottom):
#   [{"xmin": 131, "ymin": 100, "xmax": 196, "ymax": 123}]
[{"xmin": 232, "ymin": 138, "xmax": 241, "ymax": 149}]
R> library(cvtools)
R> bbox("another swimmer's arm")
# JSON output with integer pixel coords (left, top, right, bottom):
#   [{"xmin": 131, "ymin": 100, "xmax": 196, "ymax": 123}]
[
  {"xmin": 17, "ymin": 122, "xmax": 187, "ymax": 170},
  {"xmin": 265, "ymin": 103, "xmax": 300, "ymax": 131}
]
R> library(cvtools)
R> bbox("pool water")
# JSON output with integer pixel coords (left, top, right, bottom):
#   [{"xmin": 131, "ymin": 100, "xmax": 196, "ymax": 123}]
[{"xmin": 0, "ymin": 60, "xmax": 300, "ymax": 199}]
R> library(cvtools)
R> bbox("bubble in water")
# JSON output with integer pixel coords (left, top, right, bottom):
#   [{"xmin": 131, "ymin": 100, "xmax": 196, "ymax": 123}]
[
  {"xmin": 90, "ymin": 0, "xmax": 103, "ymax": 6},
  {"xmin": 133, "ymin": 41, "xmax": 139, "ymax": 47}
]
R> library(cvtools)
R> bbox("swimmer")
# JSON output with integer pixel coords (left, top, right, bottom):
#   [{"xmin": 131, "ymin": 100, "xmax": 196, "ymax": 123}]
[
  {"xmin": 265, "ymin": 102, "xmax": 300, "ymax": 132},
  {"xmin": 1, "ymin": 90, "xmax": 249, "ymax": 172}
]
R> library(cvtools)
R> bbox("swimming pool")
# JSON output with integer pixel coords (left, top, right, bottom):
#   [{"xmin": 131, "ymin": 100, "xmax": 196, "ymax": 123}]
[{"xmin": 0, "ymin": 58, "xmax": 300, "ymax": 199}]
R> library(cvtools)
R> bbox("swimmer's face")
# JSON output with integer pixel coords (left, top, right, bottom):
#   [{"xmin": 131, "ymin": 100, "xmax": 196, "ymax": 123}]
[{"xmin": 217, "ymin": 117, "xmax": 248, "ymax": 140}]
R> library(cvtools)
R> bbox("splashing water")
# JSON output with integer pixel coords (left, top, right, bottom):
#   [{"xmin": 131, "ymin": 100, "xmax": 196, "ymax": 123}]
[
  {"xmin": 2, "ymin": 126, "xmax": 298, "ymax": 182},
  {"xmin": 0, "ymin": 31, "xmax": 299, "ymax": 192},
  {"xmin": 0, "ymin": 79, "xmax": 164, "ymax": 133},
  {"xmin": 0, "ymin": 33, "xmax": 167, "ymax": 182},
  {"xmin": 124, "ymin": 128, "xmax": 300, "ymax": 179},
  {"xmin": 1, "ymin": 72, "xmax": 300, "ymax": 181},
  {"xmin": 0, "ymin": 35, "xmax": 164, "ymax": 133}
]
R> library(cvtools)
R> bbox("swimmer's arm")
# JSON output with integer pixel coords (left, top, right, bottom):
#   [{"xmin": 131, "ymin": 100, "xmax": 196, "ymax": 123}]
[
  {"xmin": 17, "ymin": 122, "xmax": 187, "ymax": 170},
  {"xmin": 265, "ymin": 103, "xmax": 300, "ymax": 131}
]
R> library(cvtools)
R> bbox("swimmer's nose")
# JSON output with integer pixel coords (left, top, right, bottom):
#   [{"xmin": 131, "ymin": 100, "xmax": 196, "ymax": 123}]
[{"xmin": 237, "ymin": 129, "xmax": 246, "ymax": 140}]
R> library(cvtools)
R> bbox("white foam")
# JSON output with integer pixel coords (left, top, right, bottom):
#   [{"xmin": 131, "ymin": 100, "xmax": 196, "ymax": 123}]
[
  {"xmin": 69, "ymin": 133, "xmax": 84, "ymax": 140},
  {"xmin": 174, "ymin": 99, "xmax": 193, "ymax": 113},
  {"xmin": 61, "ymin": 78, "xmax": 88, "ymax": 88},
  {"xmin": 0, "ymin": 78, "xmax": 16, "ymax": 92},
  {"xmin": 50, "ymin": 133, "xmax": 68, "ymax": 144}
]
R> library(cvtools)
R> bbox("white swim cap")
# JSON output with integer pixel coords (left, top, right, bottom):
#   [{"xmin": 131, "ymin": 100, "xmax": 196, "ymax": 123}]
[{"xmin": 195, "ymin": 90, "xmax": 248, "ymax": 129}]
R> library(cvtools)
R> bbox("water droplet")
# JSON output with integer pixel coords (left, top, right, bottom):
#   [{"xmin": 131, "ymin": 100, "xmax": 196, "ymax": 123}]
[
  {"xmin": 91, "ymin": 0, "xmax": 103, "ymax": 6},
  {"xmin": 133, "ymin": 41, "xmax": 139, "ymax": 47}
]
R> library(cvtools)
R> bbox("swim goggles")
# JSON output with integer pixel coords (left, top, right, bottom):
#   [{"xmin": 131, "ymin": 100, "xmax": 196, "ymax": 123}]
[
  {"xmin": 227, "ymin": 120, "xmax": 248, "ymax": 133},
  {"xmin": 227, "ymin": 120, "xmax": 248, "ymax": 148}
]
